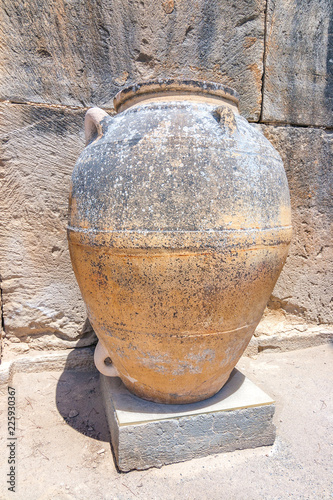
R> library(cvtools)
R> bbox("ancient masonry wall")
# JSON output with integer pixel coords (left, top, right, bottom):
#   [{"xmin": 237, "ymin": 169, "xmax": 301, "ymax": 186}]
[{"xmin": 0, "ymin": 0, "xmax": 332, "ymax": 354}]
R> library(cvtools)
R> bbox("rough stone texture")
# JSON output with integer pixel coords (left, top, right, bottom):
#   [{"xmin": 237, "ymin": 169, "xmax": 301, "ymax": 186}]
[
  {"xmin": 252, "ymin": 307, "xmax": 333, "ymax": 350},
  {"xmin": 114, "ymin": 406, "xmax": 275, "ymax": 472},
  {"xmin": 0, "ymin": 347, "xmax": 95, "ymax": 388},
  {"xmin": 0, "ymin": 102, "xmax": 96, "ymax": 349},
  {"xmin": 0, "ymin": 0, "xmax": 266, "ymax": 120},
  {"xmin": 101, "ymin": 370, "xmax": 275, "ymax": 471},
  {"xmin": 262, "ymin": 0, "xmax": 333, "ymax": 126},
  {"xmin": 0, "ymin": 290, "xmax": 3, "ymax": 354},
  {"xmin": 260, "ymin": 125, "xmax": 333, "ymax": 324}
]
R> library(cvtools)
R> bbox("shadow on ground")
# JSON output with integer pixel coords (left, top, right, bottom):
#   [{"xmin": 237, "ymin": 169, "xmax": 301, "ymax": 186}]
[{"xmin": 55, "ymin": 345, "xmax": 110, "ymax": 443}]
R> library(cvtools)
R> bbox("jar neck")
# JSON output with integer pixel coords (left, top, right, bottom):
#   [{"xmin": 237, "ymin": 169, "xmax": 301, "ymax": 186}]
[
  {"xmin": 113, "ymin": 80, "xmax": 240, "ymax": 113},
  {"xmin": 116, "ymin": 92, "xmax": 239, "ymax": 113}
]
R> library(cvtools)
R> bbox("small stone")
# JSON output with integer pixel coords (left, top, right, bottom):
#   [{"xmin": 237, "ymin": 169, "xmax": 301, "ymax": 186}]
[
  {"xmin": 97, "ymin": 448, "xmax": 105, "ymax": 454},
  {"xmin": 162, "ymin": 0, "xmax": 174, "ymax": 14},
  {"xmin": 68, "ymin": 410, "xmax": 79, "ymax": 418}
]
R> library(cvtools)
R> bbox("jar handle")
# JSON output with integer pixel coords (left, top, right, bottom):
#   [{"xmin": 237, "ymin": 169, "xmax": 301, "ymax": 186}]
[
  {"xmin": 94, "ymin": 340, "xmax": 119, "ymax": 377},
  {"xmin": 215, "ymin": 106, "xmax": 238, "ymax": 134},
  {"xmin": 84, "ymin": 107, "xmax": 110, "ymax": 146}
]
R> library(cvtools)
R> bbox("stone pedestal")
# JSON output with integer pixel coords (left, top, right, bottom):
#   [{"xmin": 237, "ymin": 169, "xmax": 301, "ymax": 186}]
[{"xmin": 101, "ymin": 369, "xmax": 276, "ymax": 471}]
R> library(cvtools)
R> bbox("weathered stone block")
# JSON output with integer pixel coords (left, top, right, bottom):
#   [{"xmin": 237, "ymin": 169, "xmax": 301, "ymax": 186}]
[
  {"xmin": 262, "ymin": 0, "xmax": 332, "ymax": 126},
  {"xmin": 261, "ymin": 125, "xmax": 333, "ymax": 324},
  {"xmin": 0, "ymin": 0, "xmax": 266, "ymax": 120},
  {"xmin": 0, "ymin": 102, "xmax": 96, "ymax": 348},
  {"xmin": 101, "ymin": 369, "xmax": 275, "ymax": 471}
]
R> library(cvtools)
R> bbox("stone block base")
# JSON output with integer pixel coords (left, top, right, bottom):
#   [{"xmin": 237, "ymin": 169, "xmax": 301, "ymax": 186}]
[{"xmin": 101, "ymin": 369, "xmax": 275, "ymax": 471}]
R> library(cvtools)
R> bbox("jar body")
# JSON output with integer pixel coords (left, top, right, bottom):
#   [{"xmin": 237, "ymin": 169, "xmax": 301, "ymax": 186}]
[{"xmin": 68, "ymin": 83, "xmax": 291, "ymax": 404}]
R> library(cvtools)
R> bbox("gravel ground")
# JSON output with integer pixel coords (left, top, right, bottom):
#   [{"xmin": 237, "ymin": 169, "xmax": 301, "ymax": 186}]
[{"xmin": 0, "ymin": 344, "xmax": 332, "ymax": 500}]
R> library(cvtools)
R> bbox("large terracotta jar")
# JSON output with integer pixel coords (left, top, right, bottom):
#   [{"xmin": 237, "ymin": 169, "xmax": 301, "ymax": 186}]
[{"xmin": 68, "ymin": 80, "xmax": 292, "ymax": 404}]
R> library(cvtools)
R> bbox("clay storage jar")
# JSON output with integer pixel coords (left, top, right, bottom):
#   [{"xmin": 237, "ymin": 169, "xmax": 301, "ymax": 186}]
[{"xmin": 68, "ymin": 80, "xmax": 292, "ymax": 404}]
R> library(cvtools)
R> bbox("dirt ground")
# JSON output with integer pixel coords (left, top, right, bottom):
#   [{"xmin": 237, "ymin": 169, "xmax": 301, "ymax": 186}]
[{"xmin": 0, "ymin": 344, "xmax": 332, "ymax": 500}]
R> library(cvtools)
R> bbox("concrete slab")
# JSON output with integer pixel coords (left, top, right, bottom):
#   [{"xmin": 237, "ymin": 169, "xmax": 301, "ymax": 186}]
[{"xmin": 101, "ymin": 369, "xmax": 275, "ymax": 471}]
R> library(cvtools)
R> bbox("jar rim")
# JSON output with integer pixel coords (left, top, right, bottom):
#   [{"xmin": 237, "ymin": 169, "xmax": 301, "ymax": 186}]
[{"xmin": 113, "ymin": 79, "xmax": 239, "ymax": 112}]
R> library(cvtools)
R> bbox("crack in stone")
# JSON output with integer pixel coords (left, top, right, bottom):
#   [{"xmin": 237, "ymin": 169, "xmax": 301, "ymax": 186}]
[
  {"xmin": 0, "ymin": 100, "xmax": 331, "ymax": 130},
  {"xmin": 0, "ymin": 273, "xmax": 5, "ymax": 356},
  {"xmin": 259, "ymin": 0, "xmax": 269, "ymax": 123}
]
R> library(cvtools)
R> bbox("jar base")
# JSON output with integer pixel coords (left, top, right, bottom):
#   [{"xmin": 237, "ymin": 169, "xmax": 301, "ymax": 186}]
[{"xmin": 119, "ymin": 371, "xmax": 232, "ymax": 405}]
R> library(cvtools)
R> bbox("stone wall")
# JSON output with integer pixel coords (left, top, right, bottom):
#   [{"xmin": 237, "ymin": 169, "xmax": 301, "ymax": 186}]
[{"xmin": 0, "ymin": 0, "xmax": 332, "ymax": 353}]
